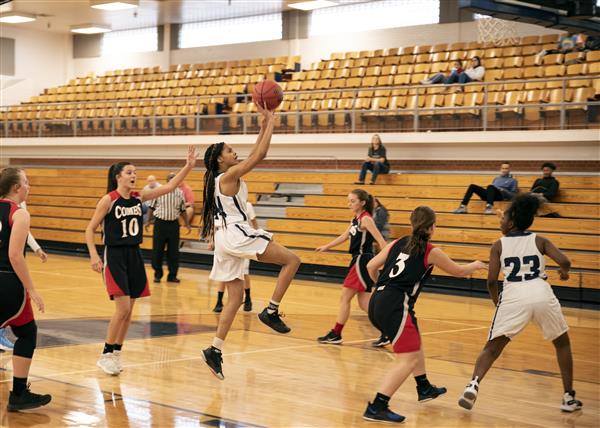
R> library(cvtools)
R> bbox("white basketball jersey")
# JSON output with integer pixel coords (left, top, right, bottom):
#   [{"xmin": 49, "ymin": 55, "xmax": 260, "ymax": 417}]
[
  {"xmin": 214, "ymin": 173, "xmax": 250, "ymax": 227},
  {"xmin": 500, "ymin": 232, "xmax": 547, "ymax": 284}
]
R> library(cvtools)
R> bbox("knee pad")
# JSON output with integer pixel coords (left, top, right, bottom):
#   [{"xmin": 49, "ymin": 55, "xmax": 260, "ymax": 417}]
[{"xmin": 11, "ymin": 321, "xmax": 37, "ymax": 359}]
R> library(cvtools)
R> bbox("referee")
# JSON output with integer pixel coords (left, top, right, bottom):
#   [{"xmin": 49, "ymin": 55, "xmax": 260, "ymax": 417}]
[{"xmin": 146, "ymin": 172, "xmax": 190, "ymax": 283}]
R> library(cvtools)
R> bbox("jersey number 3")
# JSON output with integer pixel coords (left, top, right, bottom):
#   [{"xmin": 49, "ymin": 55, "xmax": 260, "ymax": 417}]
[
  {"xmin": 389, "ymin": 252, "xmax": 410, "ymax": 278},
  {"xmin": 120, "ymin": 218, "xmax": 139, "ymax": 238},
  {"xmin": 504, "ymin": 255, "xmax": 541, "ymax": 281}
]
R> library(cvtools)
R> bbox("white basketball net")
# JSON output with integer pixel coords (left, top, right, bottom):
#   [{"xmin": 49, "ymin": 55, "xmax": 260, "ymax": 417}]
[{"xmin": 477, "ymin": 17, "xmax": 519, "ymax": 46}]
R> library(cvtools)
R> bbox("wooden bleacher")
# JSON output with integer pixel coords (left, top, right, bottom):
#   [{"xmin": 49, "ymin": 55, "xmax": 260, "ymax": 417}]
[{"xmin": 20, "ymin": 168, "xmax": 600, "ymax": 303}]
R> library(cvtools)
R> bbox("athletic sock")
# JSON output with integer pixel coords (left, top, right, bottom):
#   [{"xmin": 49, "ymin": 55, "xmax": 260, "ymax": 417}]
[
  {"xmin": 244, "ymin": 288, "xmax": 251, "ymax": 300},
  {"xmin": 415, "ymin": 374, "xmax": 430, "ymax": 389},
  {"xmin": 212, "ymin": 337, "xmax": 224, "ymax": 351},
  {"xmin": 216, "ymin": 291, "xmax": 224, "ymax": 304},
  {"xmin": 333, "ymin": 323, "xmax": 345, "ymax": 335},
  {"xmin": 113, "ymin": 344, "xmax": 122, "ymax": 352},
  {"xmin": 103, "ymin": 343, "xmax": 115, "ymax": 354},
  {"xmin": 471, "ymin": 376, "xmax": 480, "ymax": 385},
  {"xmin": 372, "ymin": 392, "xmax": 391, "ymax": 411},
  {"xmin": 266, "ymin": 300, "xmax": 280, "ymax": 315},
  {"xmin": 13, "ymin": 376, "xmax": 27, "ymax": 395}
]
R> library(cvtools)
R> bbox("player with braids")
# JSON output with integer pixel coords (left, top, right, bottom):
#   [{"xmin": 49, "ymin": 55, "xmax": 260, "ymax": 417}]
[
  {"xmin": 200, "ymin": 104, "xmax": 301, "ymax": 380},
  {"xmin": 459, "ymin": 194, "xmax": 582, "ymax": 413}
]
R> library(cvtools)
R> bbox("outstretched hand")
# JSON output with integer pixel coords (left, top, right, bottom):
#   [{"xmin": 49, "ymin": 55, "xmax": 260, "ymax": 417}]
[
  {"xmin": 256, "ymin": 101, "xmax": 275, "ymax": 126},
  {"xmin": 186, "ymin": 145, "xmax": 198, "ymax": 168}
]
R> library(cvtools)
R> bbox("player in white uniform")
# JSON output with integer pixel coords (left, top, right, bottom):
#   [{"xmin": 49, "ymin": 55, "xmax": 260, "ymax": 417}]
[
  {"xmin": 212, "ymin": 201, "xmax": 258, "ymax": 313},
  {"xmin": 200, "ymin": 105, "xmax": 301, "ymax": 380},
  {"xmin": 459, "ymin": 194, "xmax": 583, "ymax": 413}
]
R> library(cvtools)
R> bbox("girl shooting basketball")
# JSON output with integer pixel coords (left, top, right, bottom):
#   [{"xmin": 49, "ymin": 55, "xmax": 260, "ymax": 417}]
[
  {"xmin": 458, "ymin": 194, "xmax": 582, "ymax": 413},
  {"xmin": 85, "ymin": 146, "xmax": 197, "ymax": 375},
  {"xmin": 200, "ymin": 103, "xmax": 300, "ymax": 380},
  {"xmin": 364, "ymin": 206, "xmax": 486, "ymax": 424}
]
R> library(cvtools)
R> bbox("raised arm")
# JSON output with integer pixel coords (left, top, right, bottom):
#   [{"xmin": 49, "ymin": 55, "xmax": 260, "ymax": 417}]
[
  {"xmin": 539, "ymin": 235, "xmax": 571, "ymax": 280},
  {"xmin": 221, "ymin": 104, "xmax": 274, "ymax": 184},
  {"xmin": 141, "ymin": 145, "xmax": 198, "ymax": 202},
  {"xmin": 315, "ymin": 225, "xmax": 351, "ymax": 252},
  {"xmin": 361, "ymin": 215, "xmax": 387, "ymax": 249},
  {"xmin": 85, "ymin": 194, "xmax": 111, "ymax": 273},
  {"xmin": 9, "ymin": 209, "xmax": 44, "ymax": 312},
  {"xmin": 486, "ymin": 240, "xmax": 502, "ymax": 305},
  {"xmin": 367, "ymin": 240, "xmax": 395, "ymax": 282},
  {"xmin": 428, "ymin": 247, "xmax": 487, "ymax": 278}
]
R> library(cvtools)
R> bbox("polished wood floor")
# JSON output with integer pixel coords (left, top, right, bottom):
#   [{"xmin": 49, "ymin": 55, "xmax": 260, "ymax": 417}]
[{"xmin": 1, "ymin": 254, "xmax": 598, "ymax": 427}]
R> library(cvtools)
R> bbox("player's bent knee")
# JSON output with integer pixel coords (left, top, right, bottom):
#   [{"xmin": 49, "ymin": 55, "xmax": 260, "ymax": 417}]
[{"xmin": 12, "ymin": 320, "xmax": 37, "ymax": 359}]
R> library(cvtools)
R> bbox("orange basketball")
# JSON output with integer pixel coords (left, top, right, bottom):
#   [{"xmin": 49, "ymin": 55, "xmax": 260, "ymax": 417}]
[{"xmin": 252, "ymin": 80, "xmax": 283, "ymax": 110}]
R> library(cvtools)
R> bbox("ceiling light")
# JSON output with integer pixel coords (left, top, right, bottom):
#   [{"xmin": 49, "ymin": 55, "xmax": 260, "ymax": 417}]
[
  {"xmin": 0, "ymin": 12, "xmax": 36, "ymax": 24},
  {"xmin": 288, "ymin": 0, "xmax": 337, "ymax": 11},
  {"xmin": 90, "ymin": 0, "xmax": 138, "ymax": 11},
  {"xmin": 70, "ymin": 24, "xmax": 112, "ymax": 34}
]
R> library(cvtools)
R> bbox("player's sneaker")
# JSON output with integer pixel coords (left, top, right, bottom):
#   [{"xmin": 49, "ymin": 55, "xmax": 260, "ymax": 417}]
[
  {"xmin": 96, "ymin": 353, "xmax": 120, "ymax": 376},
  {"xmin": 484, "ymin": 204, "xmax": 494, "ymax": 215},
  {"xmin": 363, "ymin": 402, "xmax": 405, "ymax": 424},
  {"xmin": 372, "ymin": 335, "xmax": 390, "ymax": 347},
  {"xmin": 560, "ymin": 391, "xmax": 583, "ymax": 412},
  {"xmin": 417, "ymin": 384, "xmax": 447, "ymax": 402},
  {"xmin": 458, "ymin": 380, "xmax": 479, "ymax": 410},
  {"xmin": 258, "ymin": 308, "xmax": 291, "ymax": 333},
  {"xmin": 202, "ymin": 346, "xmax": 224, "ymax": 380},
  {"xmin": 317, "ymin": 330, "xmax": 343, "ymax": 344},
  {"xmin": 453, "ymin": 205, "xmax": 467, "ymax": 214},
  {"xmin": 0, "ymin": 328, "xmax": 14, "ymax": 351},
  {"xmin": 113, "ymin": 350, "xmax": 123, "ymax": 372},
  {"xmin": 243, "ymin": 299, "xmax": 252, "ymax": 312},
  {"xmin": 212, "ymin": 302, "xmax": 223, "ymax": 313},
  {"xmin": 7, "ymin": 386, "xmax": 51, "ymax": 412}
]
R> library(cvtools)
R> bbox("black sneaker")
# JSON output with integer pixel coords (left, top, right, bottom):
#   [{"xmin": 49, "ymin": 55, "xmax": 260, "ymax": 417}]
[
  {"xmin": 417, "ymin": 384, "xmax": 447, "ymax": 402},
  {"xmin": 213, "ymin": 302, "xmax": 224, "ymax": 313},
  {"xmin": 317, "ymin": 330, "xmax": 343, "ymax": 344},
  {"xmin": 258, "ymin": 308, "xmax": 291, "ymax": 334},
  {"xmin": 7, "ymin": 386, "xmax": 52, "ymax": 412},
  {"xmin": 363, "ymin": 402, "xmax": 405, "ymax": 424},
  {"xmin": 243, "ymin": 299, "xmax": 252, "ymax": 312},
  {"xmin": 167, "ymin": 277, "xmax": 180, "ymax": 283},
  {"xmin": 153, "ymin": 277, "xmax": 161, "ymax": 283},
  {"xmin": 201, "ymin": 347, "xmax": 224, "ymax": 380},
  {"xmin": 372, "ymin": 335, "xmax": 390, "ymax": 347}
]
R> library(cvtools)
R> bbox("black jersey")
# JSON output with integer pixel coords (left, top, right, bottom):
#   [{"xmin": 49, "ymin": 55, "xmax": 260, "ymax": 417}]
[
  {"xmin": 103, "ymin": 191, "xmax": 143, "ymax": 246},
  {"xmin": 348, "ymin": 211, "xmax": 374, "ymax": 257},
  {"xmin": 377, "ymin": 236, "xmax": 434, "ymax": 297},
  {"xmin": 0, "ymin": 200, "xmax": 21, "ymax": 272}
]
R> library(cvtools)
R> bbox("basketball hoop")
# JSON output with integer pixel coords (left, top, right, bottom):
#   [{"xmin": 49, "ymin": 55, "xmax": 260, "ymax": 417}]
[{"xmin": 477, "ymin": 17, "xmax": 519, "ymax": 47}]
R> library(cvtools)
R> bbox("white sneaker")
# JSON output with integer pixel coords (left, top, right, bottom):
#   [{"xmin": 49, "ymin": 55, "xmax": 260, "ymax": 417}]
[
  {"xmin": 97, "ymin": 353, "xmax": 120, "ymax": 375},
  {"xmin": 561, "ymin": 391, "xmax": 583, "ymax": 412},
  {"xmin": 484, "ymin": 204, "xmax": 494, "ymax": 215},
  {"xmin": 458, "ymin": 380, "xmax": 479, "ymax": 410},
  {"xmin": 113, "ymin": 350, "xmax": 123, "ymax": 372}
]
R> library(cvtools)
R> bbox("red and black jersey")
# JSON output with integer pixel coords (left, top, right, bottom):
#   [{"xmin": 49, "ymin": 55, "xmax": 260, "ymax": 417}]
[
  {"xmin": 348, "ymin": 211, "xmax": 374, "ymax": 256},
  {"xmin": 0, "ymin": 199, "xmax": 21, "ymax": 272},
  {"xmin": 376, "ymin": 236, "xmax": 434, "ymax": 299},
  {"xmin": 103, "ymin": 191, "xmax": 143, "ymax": 246}
]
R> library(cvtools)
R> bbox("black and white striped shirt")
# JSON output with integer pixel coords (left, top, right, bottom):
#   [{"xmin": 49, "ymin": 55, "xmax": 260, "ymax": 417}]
[{"xmin": 149, "ymin": 188, "xmax": 186, "ymax": 221}]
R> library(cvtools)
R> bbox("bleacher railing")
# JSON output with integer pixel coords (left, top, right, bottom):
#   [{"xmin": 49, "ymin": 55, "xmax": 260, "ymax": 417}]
[{"xmin": 1, "ymin": 75, "xmax": 598, "ymax": 137}]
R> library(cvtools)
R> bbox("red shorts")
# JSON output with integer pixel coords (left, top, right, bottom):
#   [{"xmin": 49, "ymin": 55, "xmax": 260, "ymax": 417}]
[{"xmin": 343, "ymin": 254, "xmax": 374, "ymax": 293}]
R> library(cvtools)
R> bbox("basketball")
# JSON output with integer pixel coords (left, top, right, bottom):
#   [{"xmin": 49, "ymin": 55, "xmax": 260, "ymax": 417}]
[{"xmin": 252, "ymin": 80, "xmax": 283, "ymax": 110}]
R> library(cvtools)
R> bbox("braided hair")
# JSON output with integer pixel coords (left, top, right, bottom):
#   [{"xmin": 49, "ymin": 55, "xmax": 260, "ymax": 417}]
[
  {"xmin": 106, "ymin": 161, "xmax": 132, "ymax": 193},
  {"xmin": 403, "ymin": 206, "xmax": 436, "ymax": 256},
  {"xmin": 201, "ymin": 142, "xmax": 225, "ymax": 240}
]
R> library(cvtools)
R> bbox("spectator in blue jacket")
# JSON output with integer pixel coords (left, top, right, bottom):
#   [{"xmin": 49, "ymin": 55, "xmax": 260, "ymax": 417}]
[{"xmin": 454, "ymin": 162, "xmax": 518, "ymax": 215}]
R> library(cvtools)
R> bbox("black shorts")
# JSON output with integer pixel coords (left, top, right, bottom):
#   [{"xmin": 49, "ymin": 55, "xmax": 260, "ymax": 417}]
[
  {"xmin": 368, "ymin": 286, "xmax": 421, "ymax": 354},
  {"xmin": 0, "ymin": 272, "xmax": 34, "ymax": 327},
  {"xmin": 103, "ymin": 245, "xmax": 149, "ymax": 300}
]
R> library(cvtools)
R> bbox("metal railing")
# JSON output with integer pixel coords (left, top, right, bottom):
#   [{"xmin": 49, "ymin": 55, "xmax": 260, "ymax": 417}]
[{"xmin": 1, "ymin": 75, "xmax": 598, "ymax": 137}]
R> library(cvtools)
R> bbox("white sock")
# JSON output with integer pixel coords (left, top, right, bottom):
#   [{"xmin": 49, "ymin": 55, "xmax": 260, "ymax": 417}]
[{"xmin": 212, "ymin": 337, "xmax": 224, "ymax": 350}]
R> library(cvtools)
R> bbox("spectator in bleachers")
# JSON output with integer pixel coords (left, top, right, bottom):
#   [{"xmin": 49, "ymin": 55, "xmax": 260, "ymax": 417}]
[
  {"xmin": 421, "ymin": 57, "xmax": 485, "ymax": 86},
  {"xmin": 454, "ymin": 162, "xmax": 518, "ymax": 215},
  {"xmin": 179, "ymin": 180, "xmax": 194, "ymax": 224},
  {"xmin": 536, "ymin": 34, "xmax": 585, "ymax": 61},
  {"xmin": 142, "ymin": 175, "xmax": 161, "ymax": 224},
  {"xmin": 373, "ymin": 198, "xmax": 390, "ymax": 243},
  {"xmin": 355, "ymin": 134, "xmax": 390, "ymax": 185},
  {"xmin": 420, "ymin": 61, "xmax": 464, "ymax": 85},
  {"xmin": 531, "ymin": 162, "xmax": 560, "ymax": 203}
]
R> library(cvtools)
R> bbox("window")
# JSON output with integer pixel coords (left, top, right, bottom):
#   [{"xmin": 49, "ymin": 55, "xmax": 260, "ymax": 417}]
[
  {"xmin": 101, "ymin": 27, "xmax": 158, "ymax": 55},
  {"xmin": 309, "ymin": 0, "xmax": 439, "ymax": 37},
  {"xmin": 179, "ymin": 13, "xmax": 282, "ymax": 49}
]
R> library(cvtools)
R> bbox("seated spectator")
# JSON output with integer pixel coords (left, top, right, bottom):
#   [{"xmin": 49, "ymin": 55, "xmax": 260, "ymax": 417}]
[
  {"xmin": 355, "ymin": 134, "xmax": 390, "ymax": 185},
  {"xmin": 531, "ymin": 162, "xmax": 560, "ymax": 203},
  {"xmin": 142, "ymin": 175, "xmax": 161, "ymax": 224},
  {"xmin": 179, "ymin": 180, "xmax": 194, "ymax": 224},
  {"xmin": 421, "ymin": 61, "xmax": 464, "ymax": 85},
  {"xmin": 536, "ymin": 34, "xmax": 585, "ymax": 61},
  {"xmin": 454, "ymin": 162, "xmax": 518, "ymax": 215},
  {"xmin": 422, "ymin": 57, "xmax": 484, "ymax": 86},
  {"xmin": 373, "ymin": 198, "xmax": 390, "ymax": 243}
]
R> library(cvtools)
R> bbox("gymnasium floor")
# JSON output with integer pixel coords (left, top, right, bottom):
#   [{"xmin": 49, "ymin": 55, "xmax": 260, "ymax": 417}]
[{"xmin": 1, "ymin": 254, "xmax": 598, "ymax": 427}]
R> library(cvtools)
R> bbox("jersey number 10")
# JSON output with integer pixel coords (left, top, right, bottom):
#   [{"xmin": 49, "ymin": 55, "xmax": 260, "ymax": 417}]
[{"xmin": 120, "ymin": 218, "xmax": 139, "ymax": 238}]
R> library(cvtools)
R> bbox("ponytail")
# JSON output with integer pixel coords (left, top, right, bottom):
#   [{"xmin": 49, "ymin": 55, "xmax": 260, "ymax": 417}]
[
  {"xmin": 351, "ymin": 189, "xmax": 374, "ymax": 215},
  {"xmin": 506, "ymin": 193, "xmax": 539, "ymax": 231},
  {"xmin": 403, "ymin": 206, "xmax": 436, "ymax": 256},
  {"xmin": 201, "ymin": 142, "xmax": 225, "ymax": 240},
  {"xmin": 106, "ymin": 161, "xmax": 131, "ymax": 193}
]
